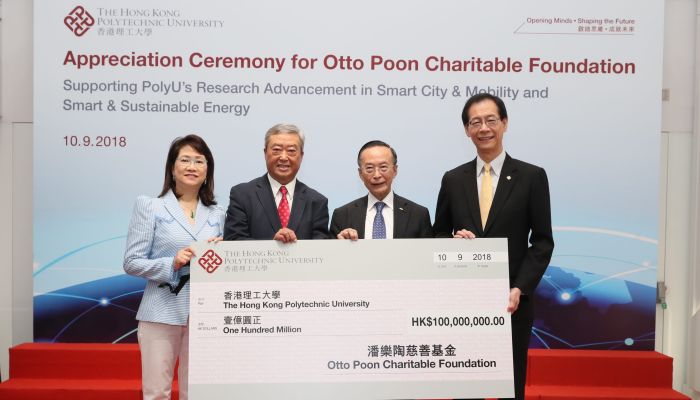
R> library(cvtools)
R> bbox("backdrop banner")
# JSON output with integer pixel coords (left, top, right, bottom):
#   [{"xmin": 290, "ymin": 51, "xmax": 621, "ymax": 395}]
[{"xmin": 34, "ymin": 0, "xmax": 662, "ymax": 350}]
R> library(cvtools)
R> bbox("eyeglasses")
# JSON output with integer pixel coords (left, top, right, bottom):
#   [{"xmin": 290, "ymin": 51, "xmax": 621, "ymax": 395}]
[
  {"xmin": 362, "ymin": 164, "xmax": 392, "ymax": 175},
  {"xmin": 467, "ymin": 116, "xmax": 501, "ymax": 130},
  {"xmin": 177, "ymin": 157, "xmax": 207, "ymax": 168}
]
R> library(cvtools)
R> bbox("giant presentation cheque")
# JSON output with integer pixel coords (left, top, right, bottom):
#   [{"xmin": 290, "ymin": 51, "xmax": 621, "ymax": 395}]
[{"xmin": 189, "ymin": 238, "xmax": 514, "ymax": 399}]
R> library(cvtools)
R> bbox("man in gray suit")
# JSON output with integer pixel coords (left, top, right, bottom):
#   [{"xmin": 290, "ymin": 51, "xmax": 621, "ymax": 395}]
[
  {"xmin": 224, "ymin": 123, "xmax": 329, "ymax": 242},
  {"xmin": 331, "ymin": 140, "xmax": 432, "ymax": 240}
]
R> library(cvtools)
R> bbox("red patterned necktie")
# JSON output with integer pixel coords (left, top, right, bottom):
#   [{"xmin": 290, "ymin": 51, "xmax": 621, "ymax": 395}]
[{"xmin": 278, "ymin": 186, "xmax": 290, "ymax": 228}]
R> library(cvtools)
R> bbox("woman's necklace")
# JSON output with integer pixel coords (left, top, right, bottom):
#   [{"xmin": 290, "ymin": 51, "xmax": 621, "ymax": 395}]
[{"xmin": 179, "ymin": 200, "xmax": 197, "ymax": 221}]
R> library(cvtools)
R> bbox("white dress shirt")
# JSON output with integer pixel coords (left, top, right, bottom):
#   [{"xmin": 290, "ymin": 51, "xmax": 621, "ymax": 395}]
[
  {"xmin": 476, "ymin": 150, "xmax": 506, "ymax": 200},
  {"xmin": 365, "ymin": 191, "xmax": 394, "ymax": 239},
  {"xmin": 267, "ymin": 174, "xmax": 297, "ymax": 210}
]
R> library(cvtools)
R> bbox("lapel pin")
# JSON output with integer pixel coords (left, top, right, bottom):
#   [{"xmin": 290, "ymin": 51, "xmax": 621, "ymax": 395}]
[
  {"xmin": 399, "ymin": 207, "xmax": 404, "ymax": 211},
  {"xmin": 507, "ymin": 176, "xmax": 512, "ymax": 180}
]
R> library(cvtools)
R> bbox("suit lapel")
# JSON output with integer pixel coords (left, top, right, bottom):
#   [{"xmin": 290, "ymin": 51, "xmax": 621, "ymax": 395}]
[
  {"xmin": 163, "ymin": 191, "xmax": 197, "ymax": 240},
  {"xmin": 192, "ymin": 201, "xmax": 211, "ymax": 237},
  {"xmin": 287, "ymin": 181, "xmax": 307, "ymax": 232},
  {"xmin": 350, "ymin": 197, "xmax": 368, "ymax": 239},
  {"xmin": 393, "ymin": 194, "xmax": 409, "ymax": 238},
  {"xmin": 484, "ymin": 154, "xmax": 517, "ymax": 234},
  {"xmin": 463, "ymin": 160, "xmax": 483, "ymax": 235},
  {"xmin": 254, "ymin": 175, "xmax": 282, "ymax": 232}
]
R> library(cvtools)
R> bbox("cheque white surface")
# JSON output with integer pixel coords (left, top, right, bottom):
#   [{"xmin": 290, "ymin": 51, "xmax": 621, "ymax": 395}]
[{"xmin": 190, "ymin": 238, "xmax": 513, "ymax": 399}]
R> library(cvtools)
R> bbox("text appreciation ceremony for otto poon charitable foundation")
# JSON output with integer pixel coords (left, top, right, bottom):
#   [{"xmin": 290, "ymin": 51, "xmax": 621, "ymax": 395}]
[{"xmin": 27, "ymin": 0, "xmax": 667, "ymax": 398}]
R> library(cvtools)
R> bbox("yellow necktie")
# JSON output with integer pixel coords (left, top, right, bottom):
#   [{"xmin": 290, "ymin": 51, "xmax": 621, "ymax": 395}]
[{"xmin": 480, "ymin": 163, "xmax": 493, "ymax": 229}]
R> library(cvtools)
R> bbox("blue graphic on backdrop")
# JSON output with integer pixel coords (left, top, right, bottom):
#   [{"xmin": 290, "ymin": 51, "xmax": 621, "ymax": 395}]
[
  {"xmin": 34, "ymin": 274, "xmax": 143, "ymax": 343},
  {"xmin": 531, "ymin": 265, "xmax": 655, "ymax": 350}
]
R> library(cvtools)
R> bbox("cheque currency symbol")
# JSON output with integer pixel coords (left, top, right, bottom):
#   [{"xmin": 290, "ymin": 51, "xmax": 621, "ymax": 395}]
[
  {"xmin": 198, "ymin": 249, "xmax": 223, "ymax": 273},
  {"xmin": 64, "ymin": 6, "xmax": 95, "ymax": 37}
]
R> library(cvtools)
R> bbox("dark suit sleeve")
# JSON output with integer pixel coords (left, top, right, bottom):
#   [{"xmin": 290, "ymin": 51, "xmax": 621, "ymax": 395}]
[
  {"xmin": 224, "ymin": 185, "xmax": 251, "ymax": 240},
  {"xmin": 433, "ymin": 172, "xmax": 454, "ymax": 238},
  {"xmin": 417, "ymin": 206, "xmax": 434, "ymax": 238},
  {"xmin": 311, "ymin": 196, "xmax": 330, "ymax": 239},
  {"xmin": 514, "ymin": 167, "xmax": 554, "ymax": 294},
  {"xmin": 329, "ymin": 207, "xmax": 344, "ymax": 238}
]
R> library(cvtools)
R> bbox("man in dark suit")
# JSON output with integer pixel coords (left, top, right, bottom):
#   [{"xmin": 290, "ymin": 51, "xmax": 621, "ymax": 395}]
[
  {"xmin": 434, "ymin": 94, "xmax": 554, "ymax": 400},
  {"xmin": 331, "ymin": 140, "xmax": 432, "ymax": 240},
  {"xmin": 224, "ymin": 123, "xmax": 329, "ymax": 241}
]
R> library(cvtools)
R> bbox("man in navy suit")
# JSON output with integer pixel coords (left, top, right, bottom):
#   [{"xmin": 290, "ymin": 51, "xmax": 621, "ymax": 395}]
[
  {"xmin": 224, "ymin": 123, "xmax": 329, "ymax": 241},
  {"xmin": 434, "ymin": 94, "xmax": 554, "ymax": 400},
  {"xmin": 331, "ymin": 140, "xmax": 432, "ymax": 240}
]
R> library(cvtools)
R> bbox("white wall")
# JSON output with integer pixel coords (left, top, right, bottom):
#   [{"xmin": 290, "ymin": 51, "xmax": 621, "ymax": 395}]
[
  {"xmin": 0, "ymin": 121, "xmax": 33, "ymax": 381},
  {"xmin": 0, "ymin": 0, "xmax": 698, "ymax": 396},
  {"xmin": 0, "ymin": 0, "xmax": 33, "ymax": 381},
  {"xmin": 658, "ymin": 0, "xmax": 699, "ymax": 396},
  {"xmin": 687, "ymin": 1, "xmax": 700, "ymax": 398}
]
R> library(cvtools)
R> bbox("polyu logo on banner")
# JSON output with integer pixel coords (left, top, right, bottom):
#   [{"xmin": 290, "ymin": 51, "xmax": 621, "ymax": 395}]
[
  {"xmin": 199, "ymin": 249, "xmax": 223, "ymax": 274},
  {"xmin": 64, "ymin": 6, "xmax": 94, "ymax": 37}
]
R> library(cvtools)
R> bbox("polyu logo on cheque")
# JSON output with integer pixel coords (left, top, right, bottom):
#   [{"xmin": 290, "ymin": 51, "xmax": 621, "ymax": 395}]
[
  {"xmin": 64, "ymin": 6, "xmax": 95, "ymax": 37},
  {"xmin": 199, "ymin": 249, "xmax": 223, "ymax": 274}
]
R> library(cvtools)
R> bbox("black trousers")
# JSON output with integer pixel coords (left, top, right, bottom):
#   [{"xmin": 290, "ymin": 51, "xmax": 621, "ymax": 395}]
[{"xmin": 456, "ymin": 294, "xmax": 534, "ymax": 400}]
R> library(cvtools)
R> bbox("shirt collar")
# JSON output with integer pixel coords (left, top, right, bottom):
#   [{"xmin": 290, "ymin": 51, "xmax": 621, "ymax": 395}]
[
  {"xmin": 367, "ymin": 191, "xmax": 394, "ymax": 211},
  {"xmin": 477, "ymin": 150, "xmax": 505, "ymax": 177},
  {"xmin": 267, "ymin": 174, "xmax": 297, "ymax": 197}
]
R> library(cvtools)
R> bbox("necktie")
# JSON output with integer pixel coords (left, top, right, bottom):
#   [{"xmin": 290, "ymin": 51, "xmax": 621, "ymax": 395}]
[
  {"xmin": 372, "ymin": 202, "xmax": 386, "ymax": 239},
  {"xmin": 278, "ymin": 186, "xmax": 290, "ymax": 228},
  {"xmin": 480, "ymin": 163, "xmax": 493, "ymax": 230}
]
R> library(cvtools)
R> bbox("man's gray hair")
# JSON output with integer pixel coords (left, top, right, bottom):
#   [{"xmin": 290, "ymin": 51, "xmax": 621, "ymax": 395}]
[{"xmin": 264, "ymin": 123, "xmax": 305, "ymax": 151}]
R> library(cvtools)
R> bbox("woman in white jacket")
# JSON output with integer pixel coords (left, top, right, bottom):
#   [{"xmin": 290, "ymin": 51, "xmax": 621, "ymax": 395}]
[{"xmin": 123, "ymin": 134, "xmax": 224, "ymax": 400}]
